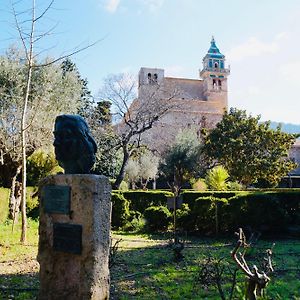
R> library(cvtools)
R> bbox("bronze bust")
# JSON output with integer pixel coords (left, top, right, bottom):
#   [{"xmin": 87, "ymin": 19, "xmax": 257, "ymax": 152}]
[{"xmin": 53, "ymin": 115, "xmax": 97, "ymax": 174}]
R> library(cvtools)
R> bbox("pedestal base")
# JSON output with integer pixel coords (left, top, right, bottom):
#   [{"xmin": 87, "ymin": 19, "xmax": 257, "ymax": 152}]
[{"xmin": 37, "ymin": 175, "xmax": 111, "ymax": 300}]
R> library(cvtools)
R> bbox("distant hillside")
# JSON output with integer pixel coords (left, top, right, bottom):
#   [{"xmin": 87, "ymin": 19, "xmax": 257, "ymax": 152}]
[{"xmin": 269, "ymin": 122, "xmax": 300, "ymax": 134}]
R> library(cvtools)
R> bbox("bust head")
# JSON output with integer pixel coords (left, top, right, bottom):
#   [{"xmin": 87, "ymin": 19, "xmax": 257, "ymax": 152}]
[{"xmin": 53, "ymin": 115, "xmax": 97, "ymax": 174}]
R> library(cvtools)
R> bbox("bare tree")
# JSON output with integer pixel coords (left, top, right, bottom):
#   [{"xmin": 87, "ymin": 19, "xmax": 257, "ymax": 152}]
[
  {"xmin": 98, "ymin": 73, "xmax": 180, "ymax": 189},
  {"xmin": 8, "ymin": 0, "xmax": 98, "ymax": 243},
  {"xmin": 231, "ymin": 228, "xmax": 274, "ymax": 300}
]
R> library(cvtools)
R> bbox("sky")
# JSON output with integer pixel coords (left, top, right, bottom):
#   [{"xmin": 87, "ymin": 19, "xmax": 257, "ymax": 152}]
[{"xmin": 1, "ymin": 0, "xmax": 300, "ymax": 124}]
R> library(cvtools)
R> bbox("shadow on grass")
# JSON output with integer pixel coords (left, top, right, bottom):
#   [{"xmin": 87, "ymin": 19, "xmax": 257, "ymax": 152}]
[
  {"xmin": 0, "ymin": 273, "xmax": 39, "ymax": 300},
  {"xmin": 110, "ymin": 235, "xmax": 300, "ymax": 300}
]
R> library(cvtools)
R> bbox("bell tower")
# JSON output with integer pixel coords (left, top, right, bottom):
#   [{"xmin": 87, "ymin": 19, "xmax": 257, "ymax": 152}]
[{"xmin": 200, "ymin": 37, "xmax": 230, "ymax": 108}]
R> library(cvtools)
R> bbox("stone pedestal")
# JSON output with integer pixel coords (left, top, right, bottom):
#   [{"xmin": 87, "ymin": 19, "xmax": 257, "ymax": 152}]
[{"xmin": 37, "ymin": 175, "xmax": 111, "ymax": 300}]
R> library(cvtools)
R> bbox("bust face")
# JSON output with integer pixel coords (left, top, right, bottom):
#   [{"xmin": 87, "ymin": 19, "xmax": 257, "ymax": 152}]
[
  {"xmin": 53, "ymin": 119, "xmax": 81, "ymax": 164},
  {"xmin": 53, "ymin": 115, "xmax": 97, "ymax": 174}
]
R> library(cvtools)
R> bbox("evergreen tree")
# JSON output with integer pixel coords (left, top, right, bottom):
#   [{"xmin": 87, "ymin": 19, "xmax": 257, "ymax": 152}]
[{"xmin": 203, "ymin": 108, "xmax": 298, "ymax": 186}]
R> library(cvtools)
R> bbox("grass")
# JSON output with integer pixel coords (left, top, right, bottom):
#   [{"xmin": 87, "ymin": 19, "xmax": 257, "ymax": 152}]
[
  {"xmin": 0, "ymin": 188, "xmax": 10, "ymax": 224},
  {"xmin": 1, "ymin": 222, "xmax": 300, "ymax": 299}
]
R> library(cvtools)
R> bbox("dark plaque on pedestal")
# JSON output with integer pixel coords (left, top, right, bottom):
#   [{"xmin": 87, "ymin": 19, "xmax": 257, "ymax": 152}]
[
  {"xmin": 42, "ymin": 185, "xmax": 70, "ymax": 214},
  {"xmin": 53, "ymin": 223, "xmax": 82, "ymax": 254}
]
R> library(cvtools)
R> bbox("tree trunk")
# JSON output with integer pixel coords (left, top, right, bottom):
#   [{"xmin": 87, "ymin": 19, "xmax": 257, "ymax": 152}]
[
  {"xmin": 9, "ymin": 165, "xmax": 22, "ymax": 232},
  {"xmin": 215, "ymin": 202, "xmax": 219, "ymax": 236},
  {"xmin": 246, "ymin": 280, "xmax": 257, "ymax": 300},
  {"xmin": 20, "ymin": 0, "xmax": 35, "ymax": 244},
  {"xmin": 113, "ymin": 143, "xmax": 130, "ymax": 189},
  {"xmin": 9, "ymin": 167, "xmax": 20, "ymax": 219}
]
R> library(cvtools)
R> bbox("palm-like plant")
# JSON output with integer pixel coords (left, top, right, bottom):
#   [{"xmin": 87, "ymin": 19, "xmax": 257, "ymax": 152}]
[{"xmin": 205, "ymin": 166, "xmax": 229, "ymax": 191}]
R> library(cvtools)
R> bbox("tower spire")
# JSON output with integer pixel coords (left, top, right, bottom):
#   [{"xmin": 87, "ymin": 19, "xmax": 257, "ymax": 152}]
[{"xmin": 199, "ymin": 37, "xmax": 230, "ymax": 102}]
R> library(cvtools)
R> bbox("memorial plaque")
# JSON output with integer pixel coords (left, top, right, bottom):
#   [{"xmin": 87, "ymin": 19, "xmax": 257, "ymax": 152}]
[
  {"xmin": 43, "ymin": 185, "xmax": 70, "ymax": 214},
  {"xmin": 53, "ymin": 223, "xmax": 82, "ymax": 254}
]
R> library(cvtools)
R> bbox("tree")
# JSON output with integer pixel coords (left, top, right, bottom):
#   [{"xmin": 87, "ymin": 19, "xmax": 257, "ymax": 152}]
[
  {"xmin": 160, "ymin": 129, "xmax": 203, "ymax": 195},
  {"xmin": 125, "ymin": 159, "xmax": 140, "ymax": 189},
  {"xmin": 7, "ymin": 0, "xmax": 97, "ymax": 243},
  {"xmin": 83, "ymin": 99, "xmax": 122, "ymax": 178},
  {"xmin": 0, "ymin": 48, "xmax": 84, "ymax": 241},
  {"xmin": 203, "ymin": 108, "xmax": 298, "ymax": 187},
  {"xmin": 138, "ymin": 152, "xmax": 159, "ymax": 189},
  {"xmin": 98, "ymin": 73, "xmax": 179, "ymax": 189},
  {"xmin": 125, "ymin": 151, "xmax": 159, "ymax": 189}
]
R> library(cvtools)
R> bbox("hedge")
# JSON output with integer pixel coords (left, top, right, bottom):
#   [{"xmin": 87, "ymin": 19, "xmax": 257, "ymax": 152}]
[
  {"xmin": 144, "ymin": 206, "xmax": 172, "ymax": 231},
  {"xmin": 181, "ymin": 190, "xmax": 242, "ymax": 206},
  {"xmin": 0, "ymin": 188, "xmax": 10, "ymax": 224},
  {"xmin": 121, "ymin": 190, "xmax": 174, "ymax": 213},
  {"xmin": 184, "ymin": 191, "xmax": 300, "ymax": 235},
  {"xmin": 111, "ymin": 192, "xmax": 131, "ymax": 229}
]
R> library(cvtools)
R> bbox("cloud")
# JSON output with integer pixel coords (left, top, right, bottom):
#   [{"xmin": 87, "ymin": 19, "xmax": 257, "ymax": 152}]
[
  {"xmin": 227, "ymin": 36, "xmax": 281, "ymax": 62},
  {"xmin": 138, "ymin": 0, "xmax": 164, "ymax": 12},
  {"xmin": 104, "ymin": 0, "xmax": 120, "ymax": 13},
  {"xmin": 280, "ymin": 61, "xmax": 300, "ymax": 84}
]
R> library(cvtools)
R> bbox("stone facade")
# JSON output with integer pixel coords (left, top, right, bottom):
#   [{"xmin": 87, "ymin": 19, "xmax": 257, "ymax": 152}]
[
  {"xmin": 289, "ymin": 140, "xmax": 300, "ymax": 175},
  {"xmin": 137, "ymin": 37, "xmax": 230, "ymax": 153}
]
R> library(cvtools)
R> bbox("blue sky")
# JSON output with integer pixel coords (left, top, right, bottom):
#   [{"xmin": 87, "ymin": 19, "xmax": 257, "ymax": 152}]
[{"xmin": 1, "ymin": 0, "xmax": 300, "ymax": 124}]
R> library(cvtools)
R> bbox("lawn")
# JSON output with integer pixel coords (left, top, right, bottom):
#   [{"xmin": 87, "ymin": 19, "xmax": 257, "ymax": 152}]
[{"xmin": 1, "ymin": 221, "xmax": 300, "ymax": 299}]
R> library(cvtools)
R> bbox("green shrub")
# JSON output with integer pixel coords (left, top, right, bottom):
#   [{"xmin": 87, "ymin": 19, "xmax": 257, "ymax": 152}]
[
  {"xmin": 225, "ymin": 193, "xmax": 287, "ymax": 233},
  {"xmin": 181, "ymin": 191, "xmax": 241, "ymax": 209},
  {"xmin": 227, "ymin": 181, "xmax": 244, "ymax": 191},
  {"xmin": 111, "ymin": 192, "xmax": 131, "ymax": 229},
  {"xmin": 144, "ymin": 205, "xmax": 172, "ymax": 231},
  {"xmin": 275, "ymin": 191, "xmax": 300, "ymax": 226},
  {"xmin": 26, "ymin": 186, "xmax": 39, "ymax": 219},
  {"xmin": 122, "ymin": 190, "xmax": 173, "ymax": 213},
  {"xmin": 190, "ymin": 178, "xmax": 207, "ymax": 191},
  {"xmin": 189, "ymin": 196, "xmax": 217, "ymax": 233},
  {"xmin": 112, "ymin": 189, "xmax": 300, "ymax": 235},
  {"xmin": 122, "ymin": 211, "xmax": 145, "ymax": 232},
  {"xmin": 205, "ymin": 166, "xmax": 229, "ymax": 191},
  {"xmin": 0, "ymin": 188, "xmax": 10, "ymax": 224},
  {"xmin": 27, "ymin": 150, "xmax": 63, "ymax": 186},
  {"xmin": 176, "ymin": 203, "xmax": 192, "ymax": 231}
]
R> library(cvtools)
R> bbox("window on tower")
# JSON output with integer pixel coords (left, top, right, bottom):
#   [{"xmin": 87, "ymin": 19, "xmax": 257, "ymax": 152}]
[
  {"xmin": 214, "ymin": 62, "xmax": 219, "ymax": 68},
  {"xmin": 213, "ymin": 79, "xmax": 217, "ymax": 89}
]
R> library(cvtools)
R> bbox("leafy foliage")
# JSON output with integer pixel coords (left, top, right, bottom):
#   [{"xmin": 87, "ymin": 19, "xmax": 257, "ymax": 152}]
[
  {"xmin": 111, "ymin": 193, "xmax": 131, "ymax": 229},
  {"xmin": 205, "ymin": 166, "xmax": 229, "ymax": 191},
  {"xmin": 121, "ymin": 190, "xmax": 173, "ymax": 213},
  {"xmin": 0, "ymin": 49, "xmax": 85, "ymax": 187},
  {"xmin": 144, "ymin": 205, "xmax": 172, "ymax": 231},
  {"xmin": 160, "ymin": 129, "xmax": 203, "ymax": 193},
  {"xmin": 190, "ymin": 178, "xmax": 207, "ymax": 191},
  {"xmin": 203, "ymin": 108, "xmax": 298, "ymax": 187},
  {"xmin": 125, "ymin": 151, "xmax": 159, "ymax": 189},
  {"xmin": 27, "ymin": 150, "xmax": 63, "ymax": 186}
]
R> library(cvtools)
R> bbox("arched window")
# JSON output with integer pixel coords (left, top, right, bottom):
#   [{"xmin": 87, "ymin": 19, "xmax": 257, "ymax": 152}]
[
  {"xmin": 147, "ymin": 73, "xmax": 152, "ymax": 84},
  {"xmin": 153, "ymin": 73, "xmax": 158, "ymax": 83},
  {"xmin": 218, "ymin": 80, "xmax": 222, "ymax": 90},
  {"xmin": 214, "ymin": 62, "xmax": 219, "ymax": 68},
  {"xmin": 213, "ymin": 79, "xmax": 216, "ymax": 89}
]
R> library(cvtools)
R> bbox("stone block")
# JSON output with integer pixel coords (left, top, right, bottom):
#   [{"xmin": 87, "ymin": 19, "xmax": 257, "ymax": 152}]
[{"xmin": 37, "ymin": 174, "xmax": 111, "ymax": 300}]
